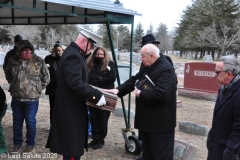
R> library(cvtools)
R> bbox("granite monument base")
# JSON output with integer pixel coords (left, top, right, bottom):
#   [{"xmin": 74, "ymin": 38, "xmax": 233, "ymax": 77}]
[{"xmin": 178, "ymin": 87, "xmax": 218, "ymax": 101}]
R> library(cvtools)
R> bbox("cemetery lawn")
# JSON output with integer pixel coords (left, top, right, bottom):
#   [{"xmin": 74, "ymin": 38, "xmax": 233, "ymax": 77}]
[{"xmin": 0, "ymin": 55, "xmax": 215, "ymax": 160}]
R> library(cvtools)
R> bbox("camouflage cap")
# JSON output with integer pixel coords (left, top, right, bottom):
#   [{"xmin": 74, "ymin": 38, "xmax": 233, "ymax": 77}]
[{"xmin": 17, "ymin": 40, "xmax": 35, "ymax": 54}]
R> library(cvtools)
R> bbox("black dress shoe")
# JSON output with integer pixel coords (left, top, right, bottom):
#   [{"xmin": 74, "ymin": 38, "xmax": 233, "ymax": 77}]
[
  {"xmin": 93, "ymin": 141, "xmax": 104, "ymax": 150},
  {"xmin": 134, "ymin": 154, "xmax": 144, "ymax": 160},
  {"xmin": 88, "ymin": 139, "xmax": 98, "ymax": 148}
]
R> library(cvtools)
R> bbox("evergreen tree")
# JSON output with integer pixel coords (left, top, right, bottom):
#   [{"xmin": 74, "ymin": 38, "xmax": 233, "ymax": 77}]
[
  {"xmin": 134, "ymin": 22, "xmax": 144, "ymax": 43},
  {"xmin": 0, "ymin": 26, "xmax": 11, "ymax": 45},
  {"xmin": 97, "ymin": 24, "xmax": 116, "ymax": 49},
  {"xmin": 134, "ymin": 22, "xmax": 144, "ymax": 51},
  {"xmin": 116, "ymin": 25, "xmax": 131, "ymax": 51},
  {"xmin": 146, "ymin": 24, "xmax": 154, "ymax": 34},
  {"xmin": 155, "ymin": 23, "xmax": 170, "ymax": 53}
]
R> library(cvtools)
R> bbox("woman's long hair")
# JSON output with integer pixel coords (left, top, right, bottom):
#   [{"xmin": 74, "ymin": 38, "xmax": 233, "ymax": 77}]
[
  {"xmin": 50, "ymin": 42, "xmax": 66, "ymax": 57},
  {"xmin": 87, "ymin": 47, "xmax": 112, "ymax": 71}
]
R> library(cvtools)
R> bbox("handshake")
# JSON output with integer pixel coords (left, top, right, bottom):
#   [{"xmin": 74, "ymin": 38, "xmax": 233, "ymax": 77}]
[
  {"xmin": 96, "ymin": 88, "xmax": 120, "ymax": 106},
  {"xmin": 87, "ymin": 87, "xmax": 119, "ymax": 112}
]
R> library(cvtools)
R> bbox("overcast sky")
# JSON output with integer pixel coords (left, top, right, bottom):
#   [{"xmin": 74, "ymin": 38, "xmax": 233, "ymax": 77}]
[{"xmin": 119, "ymin": 0, "xmax": 192, "ymax": 31}]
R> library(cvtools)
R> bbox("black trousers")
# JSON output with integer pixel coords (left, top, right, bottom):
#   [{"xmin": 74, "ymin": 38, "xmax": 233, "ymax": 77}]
[
  {"xmin": 140, "ymin": 129, "xmax": 175, "ymax": 160},
  {"xmin": 89, "ymin": 107, "xmax": 111, "ymax": 143},
  {"xmin": 49, "ymin": 95, "xmax": 55, "ymax": 126}
]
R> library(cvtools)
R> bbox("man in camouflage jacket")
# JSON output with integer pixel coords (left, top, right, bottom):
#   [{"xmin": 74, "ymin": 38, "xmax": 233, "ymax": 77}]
[{"xmin": 5, "ymin": 40, "xmax": 49, "ymax": 154}]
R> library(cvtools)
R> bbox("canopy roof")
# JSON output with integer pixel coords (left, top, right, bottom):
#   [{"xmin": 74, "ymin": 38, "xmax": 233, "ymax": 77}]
[
  {"xmin": 0, "ymin": 0, "xmax": 138, "ymax": 129},
  {"xmin": 0, "ymin": 0, "xmax": 141, "ymax": 25}
]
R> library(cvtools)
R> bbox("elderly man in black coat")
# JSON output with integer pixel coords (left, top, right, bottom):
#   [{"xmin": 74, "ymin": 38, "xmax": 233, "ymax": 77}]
[
  {"xmin": 207, "ymin": 55, "xmax": 240, "ymax": 160},
  {"xmin": 47, "ymin": 28, "xmax": 106, "ymax": 160},
  {"xmin": 105, "ymin": 44, "xmax": 176, "ymax": 160}
]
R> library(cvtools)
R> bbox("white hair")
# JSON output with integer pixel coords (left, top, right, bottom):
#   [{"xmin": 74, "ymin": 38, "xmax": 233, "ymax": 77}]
[
  {"xmin": 143, "ymin": 44, "xmax": 159, "ymax": 56},
  {"xmin": 218, "ymin": 55, "xmax": 240, "ymax": 76}
]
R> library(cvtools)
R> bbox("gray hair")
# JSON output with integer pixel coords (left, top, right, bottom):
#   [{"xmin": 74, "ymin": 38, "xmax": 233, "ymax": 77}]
[
  {"xmin": 144, "ymin": 44, "xmax": 159, "ymax": 56},
  {"xmin": 218, "ymin": 55, "xmax": 240, "ymax": 76}
]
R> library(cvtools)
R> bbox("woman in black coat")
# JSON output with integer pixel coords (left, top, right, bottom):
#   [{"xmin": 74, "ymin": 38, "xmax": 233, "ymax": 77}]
[
  {"xmin": 44, "ymin": 42, "xmax": 65, "ymax": 130},
  {"xmin": 86, "ymin": 47, "xmax": 116, "ymax": 149}
]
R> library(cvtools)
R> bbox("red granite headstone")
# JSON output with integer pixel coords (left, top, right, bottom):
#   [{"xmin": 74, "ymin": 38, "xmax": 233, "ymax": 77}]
[{"xmin": 183, "ymin": 62, "xmax": 221, "ymax": 93}]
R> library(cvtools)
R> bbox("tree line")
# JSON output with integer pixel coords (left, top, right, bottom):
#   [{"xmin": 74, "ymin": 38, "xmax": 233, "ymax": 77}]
[
  {"xmin": 173, "ymin": 0, "xmax": 240, "ymax": 60},
  {"xmin": 0, "ymin": 25, "xmax": 79, "ymax": 50},
  {"xmin": 0, "ymin": 23, "xmax": 173, "ymax": 53}
]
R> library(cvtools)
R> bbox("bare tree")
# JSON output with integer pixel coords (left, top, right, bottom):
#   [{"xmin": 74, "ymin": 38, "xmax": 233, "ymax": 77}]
[
  {"xmin": 197, "ymin": 20, "xmax": 240, "ymax": 59},
  {"xmin": 45, "ymin": 28, "xmax": 60, "ymax": 49},
  {"xmin": 7, "ymin": 25, "xmax": 41, "ymax": 45}
]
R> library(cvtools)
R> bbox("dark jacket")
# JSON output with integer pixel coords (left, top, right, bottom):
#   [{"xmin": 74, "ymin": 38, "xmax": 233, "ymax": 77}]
[
  {"xmin": 0, "ymin": 86, "xmax": 7, "ymax": 154},
  {"xmin": 44, "ymin": 55, "xmax": 60, "ymax": 96},
  {"xmin": 3, "ymin": 46, "xmax": 17, "ymax": 72},
  {"xmin": 117, "ymin": 55, "xmax": 176, "ymax": 132},
  {"xmin": 89, "ymin": 61, "xmax": 116, "ymax": 89},
  {"xmin": 161, "ymin": 53, "xmax": 173, "ymax": 66},
  {"xmin": 207, "ymin": 79, "xmax": 240, "ymax": 160},
  {"xmin": 48, "ymin": 42, "xmax": 103, "ymax": 157}
]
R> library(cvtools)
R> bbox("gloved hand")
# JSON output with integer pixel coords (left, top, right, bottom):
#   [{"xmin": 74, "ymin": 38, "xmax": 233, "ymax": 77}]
[
  {"xmin": 223, "ymin": 148, "xmax": 239, "ymax": 160},
  {"xmin": 96, "ymin": 95, "xmax": 106, "ymax": 107}
]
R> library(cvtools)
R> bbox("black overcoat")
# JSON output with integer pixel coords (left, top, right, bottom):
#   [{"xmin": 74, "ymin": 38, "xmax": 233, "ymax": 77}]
[
  {"xmin": 44, "ymin": 55, "xmax": 60, "ymax": 96},
  {"xmin": 89, "ymin": 61, "xmax": 116, "ymax": 89},
  {"xmin": 117, "ymin": 55, "xmax": 176, "ymax": 132},
  {"xmin": 207, "ymin": 80, "xmax": 240, "ymax": 160},
  {"xmin": 48, "ymin": 42, "xmax": 103, "ymax": 157}
]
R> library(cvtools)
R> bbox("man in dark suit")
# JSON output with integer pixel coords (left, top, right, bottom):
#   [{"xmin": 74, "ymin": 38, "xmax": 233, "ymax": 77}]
[
  {"xmin": 106, "ymin": 44, "xmax": 176, "ymax": 160},
  {"xmin": 47, "ymin": 28, "xmax": 106, "ymax": 160},
  {"xmin": 207, "ymin": 55, "xmax": 240, "ymax": 160},
  {"xmin": 134, "ymin": 34, "xmax": 177, "ymax": 159}
]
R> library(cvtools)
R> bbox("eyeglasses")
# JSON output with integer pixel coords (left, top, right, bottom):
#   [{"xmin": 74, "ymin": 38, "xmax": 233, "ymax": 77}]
[{"xmin": 215, "ymin": 70, "xmax": 227, "ymax": 75}]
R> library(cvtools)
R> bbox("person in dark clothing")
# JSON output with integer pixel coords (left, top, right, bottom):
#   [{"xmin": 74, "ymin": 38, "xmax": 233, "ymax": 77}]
[
  {"xmin": 44, "ymin": 42, "xmax": 65, "ymax": 131},
  {"xmin": 3, "ymin": 34, "xmax": 23, "ymax": 72},
  {"xmin": 86, "ymin": 47, "xmax": 116, "ymax": 150},
  {"xmin": 105, "ymin": 44, "xmax": 176, "ymax": 160},
  {"xmin": 0, "ymin": 86, "xmax": 8, "ymax": 154},
  {"xmin": 47, "ymin": 28, "xmax": 106, "ymax": 160},
  {"xmin": 134, "ymin": 34, "xmax": 177, "ymax": 160},
  {"xmin": 207, "ymin": 55, "xmax": 240, "ymax": 160}
]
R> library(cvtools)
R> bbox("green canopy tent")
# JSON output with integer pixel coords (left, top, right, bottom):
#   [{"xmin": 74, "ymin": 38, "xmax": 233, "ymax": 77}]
[{"xmin": 0, "ymin": 0, "xmax": 142, "ymax": 155}]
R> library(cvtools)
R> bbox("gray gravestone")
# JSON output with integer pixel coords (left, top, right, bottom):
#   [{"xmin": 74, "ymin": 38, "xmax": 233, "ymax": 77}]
[
  {"xmin": 179, "ymin": 121, "xmax": 209, "ymax": 136},
  {"xmin": 132, "ymin": 53, "xmax": 141, "ymax": 64},
  {"xmin": 205, "ymin": 55, "xmax": 213, "ymax": 62},
  {"xmin": 113, "ymin": 107, "xmax": 135, "ymax": 119},
  {"xmin": 116, "ymin": 62, "xmax": 137, "ymax": 85},
  {"xmin": 174, "ymin": 140, "xmax": 197, "ymax": 160},
  {"xmin": 0, "ymin": 52, "xmax": 5, "ymax": 65},
  {"xmin": 6, "ymin": 101, "xmax": 12, "ymax": 113}
]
